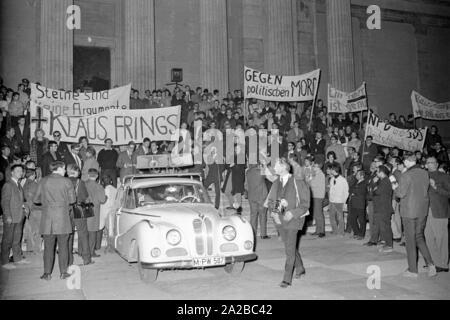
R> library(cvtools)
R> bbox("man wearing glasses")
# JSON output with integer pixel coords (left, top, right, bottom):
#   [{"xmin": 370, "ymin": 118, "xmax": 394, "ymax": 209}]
[{"xmin": 53, "ymin": 131, "xmax": 70, "ymax": 164}]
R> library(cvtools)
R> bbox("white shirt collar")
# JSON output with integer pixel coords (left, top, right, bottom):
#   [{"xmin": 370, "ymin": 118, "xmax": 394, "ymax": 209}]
[{"xmin": 280, "ymin": 173, "xmax": 291, "ymax": 187}]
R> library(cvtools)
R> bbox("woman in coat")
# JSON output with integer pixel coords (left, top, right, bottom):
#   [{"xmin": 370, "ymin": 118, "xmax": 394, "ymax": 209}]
[
  {"xmin": 85, "ymin": 168, "xmax": 106, "ymax": 258},
  {"xmin": 221, "ymin": 144, "xmax": 246, "ymax": 214}
]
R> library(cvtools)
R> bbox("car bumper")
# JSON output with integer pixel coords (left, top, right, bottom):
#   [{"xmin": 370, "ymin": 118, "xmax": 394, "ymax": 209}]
[{"xmin": 141, "ymin": 253, "xmax": 258, "ymax": 269}]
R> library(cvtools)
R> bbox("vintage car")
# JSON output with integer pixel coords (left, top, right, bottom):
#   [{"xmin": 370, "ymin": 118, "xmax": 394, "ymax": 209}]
[{"xmin": 107, "ymin": 173, "xmax": 257, "ymax": 283}]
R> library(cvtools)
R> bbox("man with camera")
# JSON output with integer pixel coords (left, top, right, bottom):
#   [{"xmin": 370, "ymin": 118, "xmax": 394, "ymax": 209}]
[{"xmin": 266, "ymin": 158, "xmax": 310, "ymax": 288}]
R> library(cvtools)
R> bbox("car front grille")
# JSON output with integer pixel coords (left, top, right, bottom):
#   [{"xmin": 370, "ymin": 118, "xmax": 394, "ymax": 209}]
[
  {"xmin": 193, "ymin": 217, "xmax": 213, "ymax": 256},
  {"xmin": 193, "ymin": 219, "xmax": 204, "ymax": 255}
]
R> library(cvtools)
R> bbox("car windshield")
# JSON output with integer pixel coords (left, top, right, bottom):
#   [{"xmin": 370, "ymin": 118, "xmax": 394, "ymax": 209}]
[{"xmin": 134, "ymin": 183, "xmax": 211, "ymax": 206}]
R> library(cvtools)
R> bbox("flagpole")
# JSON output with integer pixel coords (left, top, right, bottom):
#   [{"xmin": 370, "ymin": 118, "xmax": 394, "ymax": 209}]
[
  {"xmin": 244, "ymin": 98, "xmax": 249, "ymax": 130},
  {"xmin": 309, "ymin": 70, "xmax": 321, "ymax": 132},
  {"xmin": 360, "ymin": 82, "xmax": 367, "ymax": 131}
]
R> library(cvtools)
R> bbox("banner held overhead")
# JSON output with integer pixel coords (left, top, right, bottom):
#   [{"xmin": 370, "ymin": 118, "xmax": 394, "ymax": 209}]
[
  {"xmin": 366, "ymin": 111, "xmax": 427, "ymax": 152},
  {"xmin": 244, "ymin": 66, "xmax": 321, "ymax": 102}
]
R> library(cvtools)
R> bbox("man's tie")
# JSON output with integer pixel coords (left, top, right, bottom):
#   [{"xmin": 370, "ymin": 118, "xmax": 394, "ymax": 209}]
[{"xmin": 17, "ymin": 180, "xmax": 25, "ymax": 202}]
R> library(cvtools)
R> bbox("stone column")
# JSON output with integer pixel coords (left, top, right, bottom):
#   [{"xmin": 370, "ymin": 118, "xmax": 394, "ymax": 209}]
[
  {"xmin": 264, "ymin": 0, "xmax": 296, "ymax": 75},
  {"xmin": 326, "ymin": 0, "xmax": 355, "ymax": 91},
  {"xmin": 123, "ymin": 0, "xmax": 155, "ymax": 93},
  {"xmin": 40, "ymin": 0, "xmax": 73, "ymax": 90},
  {"xmin": 296, "ymin": 0, "xmax": 317, "ymax": 73},
  {"xmin": 200, "ymin": 0, "xmax": 229, "ymax": 97},
  {"xmin": 227, "ymin": 0, "xmax": 244, "ymax": 92}
]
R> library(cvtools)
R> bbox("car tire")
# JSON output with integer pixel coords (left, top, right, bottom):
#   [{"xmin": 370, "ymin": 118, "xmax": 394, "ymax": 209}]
[
  {"xmin": 137, "ymin": 249, "xmax": 158, "ymax": 283},
  {"xmin": 224, "ymin": 262, "xmax": 245, "ymax": 275}
]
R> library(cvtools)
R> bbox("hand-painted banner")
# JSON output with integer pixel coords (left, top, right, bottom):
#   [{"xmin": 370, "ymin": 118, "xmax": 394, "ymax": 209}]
[
  {"xmin": 365, "ymin": 111, "xmax": 427, "ymax": 152},
  {"xmin": 30, "ymin": 105, "xmax": 181, "ymax": 145},
  {"xmin": 30, "ymin": 83, "xmax": 131, "ymax": 117},
  {"xmin": 328, "ymin": 83, "xmax": 368, "ymax": 113},
  {"xmin": 244, "ymin": 66, "xmax": 321, "ymax": 102},
  {"xmin": 411, "ymin": 91, "xmax": 450, "ymax": 120}
]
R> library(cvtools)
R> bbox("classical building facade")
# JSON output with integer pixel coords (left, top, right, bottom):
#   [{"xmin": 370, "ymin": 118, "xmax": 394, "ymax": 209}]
[{"xmin": 1, "ymin": 0, "xmax": 450, "ymax": 135}]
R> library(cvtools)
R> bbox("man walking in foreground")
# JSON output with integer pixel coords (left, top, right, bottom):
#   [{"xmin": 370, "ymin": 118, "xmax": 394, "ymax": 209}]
[
  {"xmin": 266, "ymin": 158, "xmax": 310, "ymax": 288},
  {"xmin": 393, "ymin": 154, "xmax": 437, "ymax": 278}
]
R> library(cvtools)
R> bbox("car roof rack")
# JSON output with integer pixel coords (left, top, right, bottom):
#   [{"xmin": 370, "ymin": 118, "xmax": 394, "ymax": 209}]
[{"xmin": 123, "ymin": 172, "xmax": 202, "ymax": 186}]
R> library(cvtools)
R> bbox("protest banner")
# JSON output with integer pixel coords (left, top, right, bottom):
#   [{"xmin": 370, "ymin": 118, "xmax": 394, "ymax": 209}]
[
  {"xmin": 30, "ymin": 83, "xmax": 131, "ymax": 117},
  {"xmin": 365, "ymin": 111, "xmax": 427, "ymax": 152},
  {"xmin": 244, "ymin": 66, "xmax": 321, "ymax": 102},
  {"xmin": 328, "ymin": 83, "xmax": 368, "ymax": 113},
  {"xmin": 30, "ymin": 105, "xmax": 181, "ymax": 145},
  {"xmin": 411, "ymin": 91, "xmax": 450, "ymax": 120}
]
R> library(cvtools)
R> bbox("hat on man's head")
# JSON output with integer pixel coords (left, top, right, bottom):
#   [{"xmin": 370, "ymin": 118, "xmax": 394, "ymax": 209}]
[{"xmin": 128, "ymin": 141, "xmax": 136, "ymax": 146}]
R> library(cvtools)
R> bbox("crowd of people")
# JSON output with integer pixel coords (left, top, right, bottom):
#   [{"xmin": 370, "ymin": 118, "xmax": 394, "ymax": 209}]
[{"xmin": 0, "ymin": 77, "xmax": 449, "ymax": 283}]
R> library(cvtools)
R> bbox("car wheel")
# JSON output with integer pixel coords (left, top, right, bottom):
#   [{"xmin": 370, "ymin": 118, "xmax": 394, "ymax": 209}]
[
  {"xmin": 224, "ymin": 262, "xmax": 245, "ymax": 275},
  {"xmin": 137, "ymin": 249, "xmax": 158, "ymax": 283}
]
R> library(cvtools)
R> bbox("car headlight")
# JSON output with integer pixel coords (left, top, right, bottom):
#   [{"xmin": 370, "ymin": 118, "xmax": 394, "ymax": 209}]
[
  {"xmin": 166, "ymin": 229, "xmax": 181, "ymax": 246},
  {"xmin": 222, "ymin": 225, "xmax": 236, "ymax": 241}
]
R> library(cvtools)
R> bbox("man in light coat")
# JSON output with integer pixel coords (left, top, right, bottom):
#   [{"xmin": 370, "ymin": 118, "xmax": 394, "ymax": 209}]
[
  {"xmin": 34, "ymin": 161, "xmax": 76, "ymax": 280},
  {"xmin": 328, "ymin": 164, "xmax": 349, "ymax": 236},
  {"xmin": 309, "ymin": 161, "xmax": 326, "ymax": 238},
  {"xmin": 85, "ymin": 169, "xmax": 106, "ymax": 258},
  {"xmin": 424, "ymin": 156, "xmax": 449, "ymax": 273}
]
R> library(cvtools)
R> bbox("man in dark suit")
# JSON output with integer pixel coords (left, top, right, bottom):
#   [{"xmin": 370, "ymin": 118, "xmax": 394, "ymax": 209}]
[
  {"xmin": 0, "ymin": 146, "xmax": 10, "ymax": 182},
  {"xmin": 310, "ymin": 131, "xmax": 326, "ymax": 165},
  {"xmin": 266, "ymin": 158, "xmax": 310, "ymax": 288},
  {"xmin": 41, "ymin": 141, "xmax": 62, "ymax": 177},
  {"xmin": 1, "ymin": 165, "xmax": 30, "ymax": 269},
  {"xmin": 97, "ymin": 139, "xmax": 119, "ymax": 187},
  {"xmin": 116, "ymin": 141, "xmax": 137, "ymax": 183},
  {"xmin": 0, "ymin": 127, "xmax": 21, "ymax": 157},
  {"xmin": 53, "ymin": 131, "xmax": 71, "ymax": 164},
  {"xmin": 285, "ymin": 106, "xmax": 301, "ymax": 132},
  {"xmin": 370, "ymin": 165, "xmax": 394, "ymax": 253},
  {"xmin": 13, "ymin": 116, "xmax": 30, "ymax": 157},
  {"xmin": 203, "ymin": 144, "xmax": 224, "ymax": 210},
  {"xmin": 348, "ymin": 170, "xmax": 367, "ymax": 240},
  {"xmin": 65, "ymin": 143, "xmax": 83, "ymax": 169},
  {"xmin": 33, "ymin": 161, "xmax": 76, "ymax": 280},
  {"xmin": 394, "ymin": 154, "xmax": 437, "ymax": 278},
  {"xmin": 246, "ymin": 163, "xmax": 270, "ymax": 241}
]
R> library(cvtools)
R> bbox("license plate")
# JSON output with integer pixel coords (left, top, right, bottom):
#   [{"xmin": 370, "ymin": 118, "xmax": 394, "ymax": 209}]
[{"xmin": 192, "ymin": 256, "xmax": 225, "ymax": 267}]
